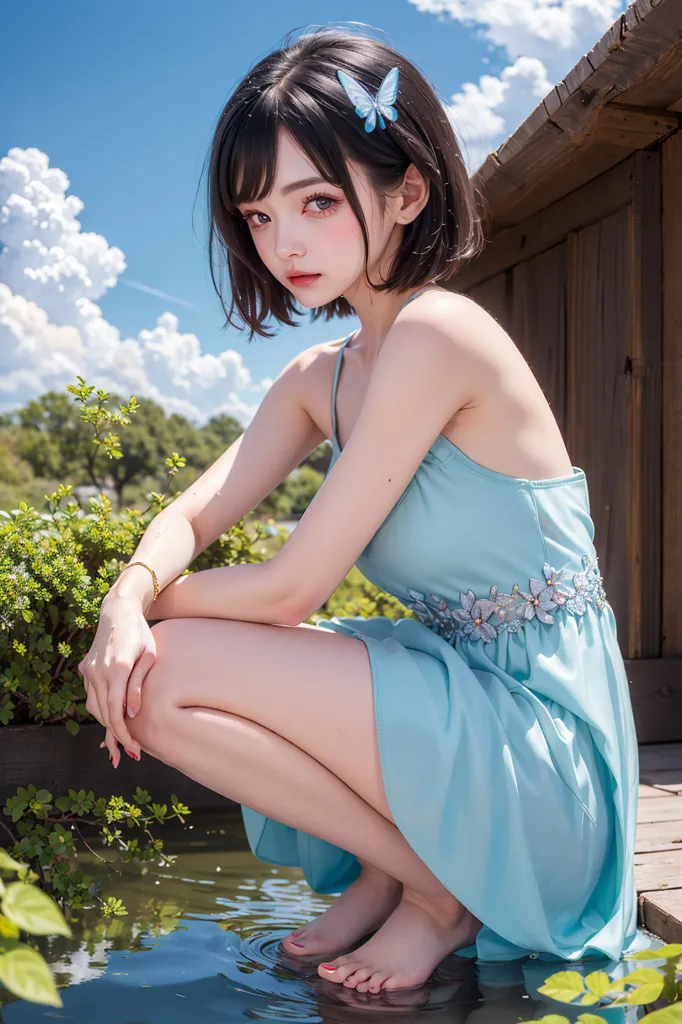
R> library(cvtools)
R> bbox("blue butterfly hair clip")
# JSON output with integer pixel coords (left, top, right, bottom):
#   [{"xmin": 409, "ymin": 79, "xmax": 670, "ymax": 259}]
[{"xmin": 337, "ymin": 66, "xmax": 399, "ymax": 133}]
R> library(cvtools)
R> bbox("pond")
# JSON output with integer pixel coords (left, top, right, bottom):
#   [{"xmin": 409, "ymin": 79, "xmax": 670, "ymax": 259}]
[{"xmin": 0, "ymin": 809, "xmax": 662, "ymax": 1023}]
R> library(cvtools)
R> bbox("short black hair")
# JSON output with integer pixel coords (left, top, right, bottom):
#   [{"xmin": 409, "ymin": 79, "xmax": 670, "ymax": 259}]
[{"xmin": 206, "ymin": 27, "xmax": 487, "ymax": 338}]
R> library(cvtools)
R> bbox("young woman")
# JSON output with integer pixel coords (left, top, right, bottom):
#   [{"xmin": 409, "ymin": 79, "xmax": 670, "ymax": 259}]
[{"xmin": 78, "ymin": 28, "xmax": 651, "ymax": 995}]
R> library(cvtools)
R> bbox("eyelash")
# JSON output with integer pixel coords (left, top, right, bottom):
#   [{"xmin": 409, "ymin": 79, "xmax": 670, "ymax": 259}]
[{"xmin": 242, "ymin": 192, "xmax": 341, "ymax": 228}]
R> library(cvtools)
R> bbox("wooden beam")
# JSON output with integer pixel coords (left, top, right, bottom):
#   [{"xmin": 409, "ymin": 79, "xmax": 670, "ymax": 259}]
[
  {"xmin": 662, "ymin": 132, "xmax": 682, "ymax": 655},
  {"xmin": 628, "ymin": 150, "xmax": 663, "ymax": 658},
  {"xmin": 639, "ymin": 889, "xmax": 682, "ymax": 943},
  {"xmin": 467, "ymin": 0, "xmax": 682, "ymax": 230},
  {"xmin": 449, "ymin": 156, "xmax": 634, "ymax": 293}
]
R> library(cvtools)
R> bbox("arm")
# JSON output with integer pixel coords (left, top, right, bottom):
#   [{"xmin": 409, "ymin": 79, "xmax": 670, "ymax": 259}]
[
  {"xmin": 267, "ymin": 296, "xmax": 484, "ymax": 623},
  {"xmin": 106, "ymin": 344, "xmax": 328, "ymax": 625}
]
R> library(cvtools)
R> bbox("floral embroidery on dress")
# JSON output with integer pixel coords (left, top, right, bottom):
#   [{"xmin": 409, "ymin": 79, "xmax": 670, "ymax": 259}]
[{"xmin": 405, "ymin": 552, "xmax": 607, "ymax": 644}]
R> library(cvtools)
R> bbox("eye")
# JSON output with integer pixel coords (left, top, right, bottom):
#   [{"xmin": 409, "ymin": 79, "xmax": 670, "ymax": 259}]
[
  {"xmin": 242, "ymin": 210, "xmax": 270, "ymax": 228},
  {"xmin": 304, "ymin": 193, "xmax": 339, "ymax": 215}
]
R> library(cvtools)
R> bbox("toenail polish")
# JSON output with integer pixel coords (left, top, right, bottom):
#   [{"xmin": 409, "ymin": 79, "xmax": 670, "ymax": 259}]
[{"xmin": 321, "ymin": 964, "xmax": 337, "ymax": 971}]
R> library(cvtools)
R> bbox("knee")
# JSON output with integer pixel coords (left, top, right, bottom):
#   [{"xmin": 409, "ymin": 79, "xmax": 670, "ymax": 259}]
[{"xmin": 128, "ymin": 621, "xmax": 182, "ymax": 755}]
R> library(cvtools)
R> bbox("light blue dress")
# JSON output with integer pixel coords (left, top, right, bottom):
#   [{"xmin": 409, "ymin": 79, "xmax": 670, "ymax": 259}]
[{"xmin": 241, "ymin": 290, "xmax": 653, "ymax": 964}]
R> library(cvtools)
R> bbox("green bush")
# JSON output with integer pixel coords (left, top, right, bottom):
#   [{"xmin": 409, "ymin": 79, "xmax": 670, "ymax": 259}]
[
  {"xmin": 2, "ymin": 783, "xmax": 190, "ymax": 914},
  {"xmin": 0, "ymin": 378, "xmax": 411, "ymax": 731}
]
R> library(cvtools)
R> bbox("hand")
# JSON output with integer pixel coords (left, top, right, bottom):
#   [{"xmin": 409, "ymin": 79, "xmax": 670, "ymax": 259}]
[{"xmin": 78, "ymin": 595, "xmax": 157, "ymax": 761}]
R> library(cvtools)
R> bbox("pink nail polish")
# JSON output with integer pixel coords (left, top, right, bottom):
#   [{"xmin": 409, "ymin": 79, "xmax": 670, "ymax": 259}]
[
  {"xmin": 290, "ymin": 941, "xmax": 305, "ymax": 947},
  {"xmin": 321, "ymin": 964, "xmax": 337, "ymax": 971},
  {"xmin": 125, "ymin": 748, "xmax": 140, "ymax": 761}
]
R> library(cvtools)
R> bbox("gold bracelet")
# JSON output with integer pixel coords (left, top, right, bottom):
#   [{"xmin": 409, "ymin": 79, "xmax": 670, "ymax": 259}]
[{"xmin": 118, "ymin": 560, "xmax": 159, "ymax": 602}]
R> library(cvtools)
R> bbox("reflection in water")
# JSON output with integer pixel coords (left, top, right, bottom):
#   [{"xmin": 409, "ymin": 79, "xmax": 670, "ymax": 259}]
[{"xmin": 0, "ymin": 809, "xmax": 660, "ymax": 1023}]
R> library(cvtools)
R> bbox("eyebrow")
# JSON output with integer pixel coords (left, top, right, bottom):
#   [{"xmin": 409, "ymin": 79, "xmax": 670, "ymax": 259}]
[{"xmin": 279, "ymin": 176, "xmax": 327, "ymax": 197}]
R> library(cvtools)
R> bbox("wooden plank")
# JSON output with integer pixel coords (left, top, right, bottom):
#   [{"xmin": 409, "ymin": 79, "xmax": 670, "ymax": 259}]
[
  {"xmin": 639, "ymin": 889, "xmax": 682, "ymax": 943},
  {"xmin": 628, "ymin": 657, "xmax": 682, "ymax": 744},
  {"xmin": 566, "ymin": 208, "xmax": 631, "ymax": 646},
  {"xmin": 636, "ymin": 818, "xmax": 682, "ymax": 853},
  {"xmin": 635, "ymin": 848, "xmax": 682, "ymax": 891},
  {"xmin": 628, "ymin": 150, "xmax": 663, "ymax": 659},
  {"xmin": 511, "ymin": 243, "xmax": 567, "ymax": 433},
  {"xmin": 661, "ymin": 132, "xmax": 682, "ymax": 656},
  {"xmin": 448, "ymin": 157, "xmax": 634, "ymax": 297},
  {"xmin": 636, "ymin": 795, "xmax": 682, "ymax": 823},
  {"xmin": 643, "ymin": 780, "xmax": 682, "ymax": 795},
  {"xmin": 640, "ymin": 784, "xmax": 675, "ymax": 798}
]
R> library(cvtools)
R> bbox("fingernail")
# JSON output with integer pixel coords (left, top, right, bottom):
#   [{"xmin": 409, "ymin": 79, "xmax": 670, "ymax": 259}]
[
  {"xmin": 290, "ymin": 941, "xmax": 305, "ymax": 947},
  {"xmin": 125, "ymin": 748, "xmax": 140, "ymax": 761},
  {"xmin": 321, "ymin": 964, "xmax": 337, "ymax": 971},
  {"xmin": 127, "ymin": 708, "xmax": 136, "ymax": 719}
]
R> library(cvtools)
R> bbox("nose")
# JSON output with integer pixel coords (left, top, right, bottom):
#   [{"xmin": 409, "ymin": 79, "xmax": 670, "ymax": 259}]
[{"xmin": 273, "ymin": 219, "xmax": 305, "ymax": 262}]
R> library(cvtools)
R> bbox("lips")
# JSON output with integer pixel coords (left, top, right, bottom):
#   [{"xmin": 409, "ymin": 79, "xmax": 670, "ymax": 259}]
[{"xmin": 287, "ymin": 273, "xmax": 321, "ymax": 287}]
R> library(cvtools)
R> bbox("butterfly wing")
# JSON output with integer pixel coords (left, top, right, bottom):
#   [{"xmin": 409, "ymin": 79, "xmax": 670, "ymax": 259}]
[
  {"xmin": 376, "ymin": 67, "xmax": 399, "ymax": 107},
  {"xmin": 364, "ymin": 105, "xmax": 378, "ymax": 132},
  {"xmin": 376, "ymin": 66, "xmax": 399, "ymax": 123},
  {"xmin": 337, "ymin": 70, "xmax": 375, "ymax": 119}
]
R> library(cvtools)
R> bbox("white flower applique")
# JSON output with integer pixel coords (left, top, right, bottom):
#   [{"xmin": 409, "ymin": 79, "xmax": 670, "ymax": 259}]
[{"xmin": 405, "ymin": 553, "xmax": 607, "ymax": 644}]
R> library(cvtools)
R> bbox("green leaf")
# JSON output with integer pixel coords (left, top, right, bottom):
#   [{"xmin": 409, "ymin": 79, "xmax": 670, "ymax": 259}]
[
  {"xmin": 0, "ymin": 915, "xmax": 19, "ymax": 940},
  {"xmin": 607, "ymin": 967, "xmax": 665, "ymax": 1005},
  {"xmin": 517, "ymin": 1017, "xmax": 570, "ymax": 1024},
  {"xmin": 584, "ymin": 970, "xmax": 614, "ymax": 999},
  {"xmin": 0, "ymin": 943, "xmax": 62, "ymax": 1007},
  {"xmin": 646, "ymin": 943, "xmax": 682, "ymax": 960},
  {"xmin": 65, "ymin": 719, "xmax": 80, "ymax": 736},
  {"xmin": 578, "ymin": 1016, "xmax": 615, "ymax": 1024},
  {"xmin": 0, "ymin": 850, "xmax": 26, "ymax": 872},
  {"xmin": 538, "ymin": 970, "xmax": 587, "ymax": 1004},
  {"xmin": 641, "ymin": 1005, "xmax": 682, "ymax": 1024},
  {"xmin": 2, "ymin": 882, "xmax": 72, "ymax": 937}
]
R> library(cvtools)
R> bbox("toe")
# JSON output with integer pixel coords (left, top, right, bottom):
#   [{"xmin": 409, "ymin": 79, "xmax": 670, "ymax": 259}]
[
  {"xmin": 366, "ymin": 971, "xmax": 386, "ymax": 993},
  {"xmin": 343, "ymin": 966, "xmax": 372, "ymax": 989},
  {"xmin": 319, "ymin": 956, "xmax": 355, "ymax": 983}
]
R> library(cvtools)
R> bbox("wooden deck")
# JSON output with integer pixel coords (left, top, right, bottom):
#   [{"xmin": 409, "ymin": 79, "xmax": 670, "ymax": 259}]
[{"xmin": 637, "ymin": 741, "xmax": 682, "ymax": 942}]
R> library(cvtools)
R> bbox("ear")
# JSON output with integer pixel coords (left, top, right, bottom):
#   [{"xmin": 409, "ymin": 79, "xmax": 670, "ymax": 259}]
[{"xmin": 394, "ymin": 163, "xmax": 429, "ymax": 225}]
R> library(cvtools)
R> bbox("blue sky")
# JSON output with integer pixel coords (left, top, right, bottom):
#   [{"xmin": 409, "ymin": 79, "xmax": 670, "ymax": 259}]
[{"xmin": 1, "ymin": 0, "xmax": 627, "ymax": 428}]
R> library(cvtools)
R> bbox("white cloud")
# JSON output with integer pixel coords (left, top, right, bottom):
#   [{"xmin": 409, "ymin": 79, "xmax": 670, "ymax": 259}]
[
  {"xmin": 409, "ymin": 0, "xmax": 626, "ymax": 174},
  {"xmin": 0, "ymin": 146, "xmax": 271, "ymax": 427}
]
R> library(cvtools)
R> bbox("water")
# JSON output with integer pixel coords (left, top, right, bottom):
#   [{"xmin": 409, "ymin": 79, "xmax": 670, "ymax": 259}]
[{"xmin": 0, "ymin": 809, "xmax": 659, "ymax": 1023}]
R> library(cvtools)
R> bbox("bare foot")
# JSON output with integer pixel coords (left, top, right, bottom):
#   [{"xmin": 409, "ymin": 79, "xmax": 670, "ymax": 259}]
[
  {"xmin": 281, "ymin": 865, "xmax": 402, "ymax": 957},
  {"xmin": 317, "ymin": 885, "xmax": 482, "ymax": 992}
]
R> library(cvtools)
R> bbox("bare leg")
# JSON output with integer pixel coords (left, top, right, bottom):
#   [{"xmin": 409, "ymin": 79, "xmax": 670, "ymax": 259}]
[
  {"xmin": 285, "ymin": 858, "xmax": 402, "ymax": 956},
  {"xmin": 125, "ymin": 618, "xmax": 482, "ymax": 984},
  {"xmin": 130, "ymin": 700, "xmax": 452, "ymax": 896}
]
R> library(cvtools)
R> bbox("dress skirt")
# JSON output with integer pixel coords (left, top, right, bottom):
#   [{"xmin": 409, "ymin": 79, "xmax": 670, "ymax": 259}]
[{"xmin": 241, "ymin": 608, "xmax": 653, "ymax": 963}]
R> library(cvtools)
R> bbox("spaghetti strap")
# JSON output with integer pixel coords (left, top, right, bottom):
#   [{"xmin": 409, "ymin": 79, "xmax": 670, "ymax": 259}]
[{"xmin": 330, "ymin": 333, "xmax": 356, "ymax": 453}]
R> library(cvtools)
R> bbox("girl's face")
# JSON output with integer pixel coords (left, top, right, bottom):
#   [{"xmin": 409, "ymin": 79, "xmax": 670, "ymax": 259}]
[{"xmin": 237, "ymin": 129, "xmax": 401, "ymax": 308}]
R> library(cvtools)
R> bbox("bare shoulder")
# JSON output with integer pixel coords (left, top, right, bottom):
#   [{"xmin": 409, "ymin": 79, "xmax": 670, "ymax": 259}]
[{"xmin": 396, "ymin": 289, "xmax": 512, "ymax": 363}]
